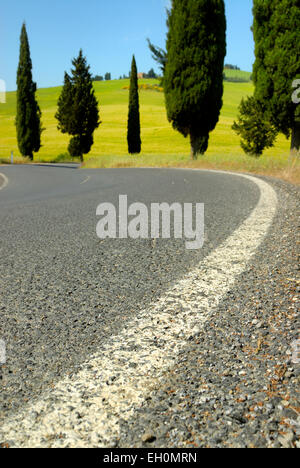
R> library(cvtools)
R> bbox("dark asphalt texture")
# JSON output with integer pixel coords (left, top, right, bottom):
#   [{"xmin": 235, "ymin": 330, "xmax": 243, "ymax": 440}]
[{"xmin": 0, "ymin": 165, "xmax": 260, "ymax": 417}]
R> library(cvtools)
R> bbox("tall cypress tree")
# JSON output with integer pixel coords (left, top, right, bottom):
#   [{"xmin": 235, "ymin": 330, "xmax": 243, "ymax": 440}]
[
  {"xmin": 127, "ymin": 55, "xmax": 141, "ymax": 154},
  {"xmin": 16, "ymin": 23, "xmax": 42, "ymax": 160},
  {"xmin": 56, "ymin": 50, "xmax": 100, "ymax": 162},
  {"xmin": 164, "ymin": 0, "xmax": 226, "ymax": 159},
  {"xmin": 252, "ymin": 0, "xmax": 300, "ymax": 152},
  {"xmin": 56, "ymin": 72, "xmax": 73, "ymax": 135}
]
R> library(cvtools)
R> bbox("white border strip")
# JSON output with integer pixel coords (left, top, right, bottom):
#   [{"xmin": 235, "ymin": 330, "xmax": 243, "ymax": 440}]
[{"xmin": 0, "ymin": 172, "xmax": 278, "ymax": 448}]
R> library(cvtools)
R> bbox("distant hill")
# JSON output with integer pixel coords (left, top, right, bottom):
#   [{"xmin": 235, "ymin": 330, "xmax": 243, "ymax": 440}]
[
  {"xmin": 1, "ymin": 77, "xmax": 288, "ymax": 164},
  {"xmin": 223, "ymin": 69, "xmax": 252, "ymax": 83}
]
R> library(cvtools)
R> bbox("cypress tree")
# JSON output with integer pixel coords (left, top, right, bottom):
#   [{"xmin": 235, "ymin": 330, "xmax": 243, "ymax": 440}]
[
  {"xmin": 127, "ymin": 55, "xmax": 141, "ymax": 154},
  {"xmin": 16, "ymin": 23, "xmax": 42, "ymax": 160},
  {"xmin": 232, "ymin": 96, "xmax": 277, "ymax": 157},
  {"xmin": 164, "ymin": 0, "xmax": 226, "ymax": 159},
  {"xmin": 56, "ymin": 72, "xmax": 73, "ymax": 136},
  {"xmin": 252, "ymin": 0, "xmax": 300, "ymax": 152},
  {"xmin": 147, "ymin": 39, "xmax": 167, "ymax": 77},
  {"xmin": 55, "ymin": 50, "xmax": 100, "ymax": 162},
  {"xmin": 147, "ymin": 8, "xmax": 170, "ymax": 85}
]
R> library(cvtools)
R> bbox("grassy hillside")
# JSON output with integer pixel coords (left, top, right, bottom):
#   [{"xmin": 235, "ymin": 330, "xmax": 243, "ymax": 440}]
[
  {"xmin": 1, "ymin": 78, "xmax": 298, "ymax": 183},
  {"xmin": 224, "ymin": 69, "xmax": 252, "ymax": 82}
]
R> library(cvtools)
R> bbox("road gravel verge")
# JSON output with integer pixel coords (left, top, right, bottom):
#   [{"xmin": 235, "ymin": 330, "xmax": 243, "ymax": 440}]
[{"xmin": 117, "ymin": 177, "xmax": 300, "ymax": 449}]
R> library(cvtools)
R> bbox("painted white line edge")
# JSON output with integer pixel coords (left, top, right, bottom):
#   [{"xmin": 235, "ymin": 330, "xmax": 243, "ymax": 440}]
[
  {"xmin": 80, "ymin": 176, "xmax": 91, "ymax": 185},
  {"xmin": 0, "ymin": 171, "xmax": 278, "ymax": 448},
  {"xmin": 0, "ymin": 172, "xmax": 8, "ymax": 191}
]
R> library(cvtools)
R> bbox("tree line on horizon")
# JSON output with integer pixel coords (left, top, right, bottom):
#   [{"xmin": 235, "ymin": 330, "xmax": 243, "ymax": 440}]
[
  {"xmin": 93, "ymin": 68, "xmax": 159, "ymax": 82},
  {"xmin": 92, "ymin": 73, "xmax": 111, "ymax": 82},
  {"xmin": 15, "ymin": 0, "xmax": 299, "ymax": 162}
]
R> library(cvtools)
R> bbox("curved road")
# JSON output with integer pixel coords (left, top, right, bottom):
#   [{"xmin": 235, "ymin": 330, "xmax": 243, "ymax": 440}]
[{"xmin": 0, "ymin": 165, "xmax": 277, "ymax": 447}]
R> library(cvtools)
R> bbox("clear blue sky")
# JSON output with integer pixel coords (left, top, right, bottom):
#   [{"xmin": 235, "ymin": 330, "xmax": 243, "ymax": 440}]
[{"xmin": 1, "ymin": 0, "xmax": 255, "ymax": 91}]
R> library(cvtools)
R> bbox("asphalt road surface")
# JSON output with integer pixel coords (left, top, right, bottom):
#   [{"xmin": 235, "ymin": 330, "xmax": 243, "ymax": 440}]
[{"xmin": 1, "ymin": 164, "xmax": 296, "ymax": 448}]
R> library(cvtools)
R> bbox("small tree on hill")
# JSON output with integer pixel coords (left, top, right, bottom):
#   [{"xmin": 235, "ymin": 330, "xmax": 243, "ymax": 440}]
[
  {"xmin": 147, "ymin": 68, "xmax": 157, "ymax": 79},
  {"xmin": 56, "ymin": 50, "xmax": 100, "ymax": 162},
  {"xmin": 127, "ymin": 55, "xmax": 141, "ymax": 154},
  {"xmin": 16, "ymin": 23, "xmax": 43, "ymax": 160},
  {"xmin": 232, "ymin": 96, "xmax": 277, "ymax": 157},
  {"xmin": 164, "ymin": 0, "xmax": 227, "ymax": 159}
]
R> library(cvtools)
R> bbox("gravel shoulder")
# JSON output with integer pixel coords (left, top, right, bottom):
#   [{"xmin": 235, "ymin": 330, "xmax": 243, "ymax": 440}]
[{"xmin": 117, "ymin": 177, "xmax": 300, "ymax": 449}]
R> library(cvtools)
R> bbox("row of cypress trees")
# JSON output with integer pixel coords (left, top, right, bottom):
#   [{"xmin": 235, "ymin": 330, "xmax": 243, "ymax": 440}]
[
  {"xmin": 147, "ymin": 0, "xmax": 299, "ymax": 157},
  {"xmin": 15, "ymin": 1, "xmax": 299, "ymax": 162},
  {"xmin": 17, "ymin": 0, "xmax": 227, "ymax": 162},
  {"xmin": 16, "ymin": 24, "xmax": 141, "ymax": 161}
]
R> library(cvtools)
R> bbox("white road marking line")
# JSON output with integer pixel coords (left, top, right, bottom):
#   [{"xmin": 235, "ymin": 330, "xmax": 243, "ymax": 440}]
[
  {"xmin": 0, "ymin": 172, "xmax": 277, "ymax": 448},
  {"xmin": 80, "ymin": 176, "xmax": 91, "ymax": 185},
  {"xmin": 0, "ymin": 173, "xmax": 8, "ymax": 191}
]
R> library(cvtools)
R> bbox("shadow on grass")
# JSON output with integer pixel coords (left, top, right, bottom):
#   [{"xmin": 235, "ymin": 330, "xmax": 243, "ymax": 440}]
[
  {"xmin": 0, "ymin": 153, "xmax": 81, "ymax": 166},
  {"xmin": 48, "ymin": 153, "xmax": 80, "ymax": 164}
]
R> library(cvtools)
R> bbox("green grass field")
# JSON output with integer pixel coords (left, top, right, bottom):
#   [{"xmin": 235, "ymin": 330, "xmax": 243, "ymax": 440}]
[{"xmin": 0, "ymin": 77, "xmax": 298, "ymax": 183}]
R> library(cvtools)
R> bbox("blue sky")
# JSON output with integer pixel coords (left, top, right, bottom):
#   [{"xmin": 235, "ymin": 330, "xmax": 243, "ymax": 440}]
[{"xmin": 1, "ymin": 0, "xmax": 255, "ymax": 91}]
